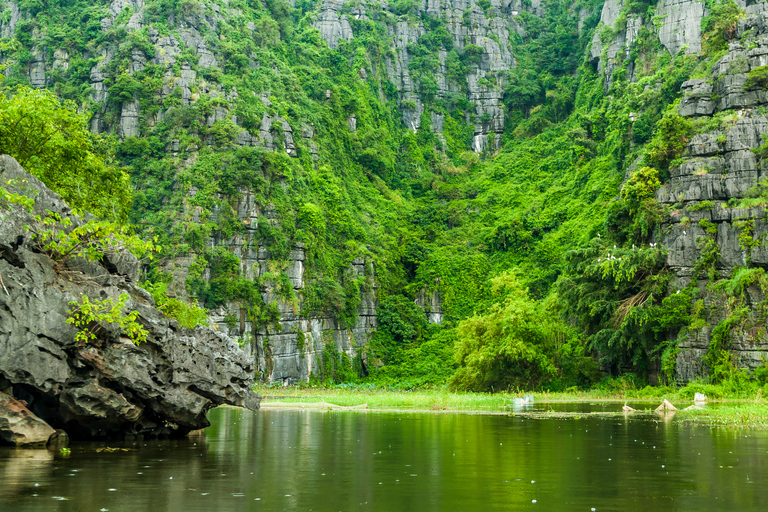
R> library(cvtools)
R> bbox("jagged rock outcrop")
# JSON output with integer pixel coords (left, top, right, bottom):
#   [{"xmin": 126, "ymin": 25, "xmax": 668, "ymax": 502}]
[
  {"xmin": 590, "ymin": 0, "xmax": 768, "ymax": 90},
  {"xmin": 198, "ymin": 216, "xmax": 378, "ymax": 385},
  {"xmin": 0, "ymin": 155, "xmax": 260, "ymax": 440},
  {"xmin": 653, "ymin": 13, "xmax": 768, "ymax": 382},
  {"xmin": 590, "ymin": 0, "xmax": 708, "ymax": 89}
]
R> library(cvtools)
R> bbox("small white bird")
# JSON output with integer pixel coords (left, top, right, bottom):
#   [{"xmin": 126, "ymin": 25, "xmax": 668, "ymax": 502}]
[{"xmin": 676, "ymin": 290, "xmax": 680, "ymax": 294}]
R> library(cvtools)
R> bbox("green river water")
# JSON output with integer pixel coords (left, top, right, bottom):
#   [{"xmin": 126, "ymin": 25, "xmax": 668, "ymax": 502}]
[{"xmin": 1, "ymin": 404, "xmax": 767, "ymax": 511}]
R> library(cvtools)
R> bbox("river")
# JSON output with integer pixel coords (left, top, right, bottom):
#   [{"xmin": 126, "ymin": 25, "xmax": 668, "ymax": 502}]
[{"xmin": 1, "ymin": 404, "xmax": 767, "ymax": 511}]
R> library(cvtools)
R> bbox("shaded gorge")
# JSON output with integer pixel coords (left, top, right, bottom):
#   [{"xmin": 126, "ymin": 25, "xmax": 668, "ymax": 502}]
[{"xmin": 1, "ymin": 406, "xmax": 767, "ymax": 511}]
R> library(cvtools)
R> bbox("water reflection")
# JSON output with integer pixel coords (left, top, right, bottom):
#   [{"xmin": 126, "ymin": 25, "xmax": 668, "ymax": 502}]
[{"xmin": 1, "ymin": 407, "xmax": 767, "ymax": 511}]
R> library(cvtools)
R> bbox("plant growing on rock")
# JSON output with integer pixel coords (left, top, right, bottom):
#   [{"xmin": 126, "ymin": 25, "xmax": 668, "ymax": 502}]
[
  {"xmin": 29, "ymin": 211, "xmax": 158, "ymax": 272},
  {"xmin": 0, "ymin": 178, "xmax": 35, "ymax": 211},
  {"xmin": 67, "ymin": 293, "xmax": 148, "ymax": 345},
  {"xmin": 142, "ymin": 280, "xmax": 209, "ymax": 329}
]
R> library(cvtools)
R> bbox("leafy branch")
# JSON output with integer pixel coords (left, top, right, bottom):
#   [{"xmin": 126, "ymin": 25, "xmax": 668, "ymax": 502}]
[
  {"xmin": 67, "ymin": 293, "xmax": 148, "ymax": 345},
  {"xmin": 28, "ymin": 210, "xmax": 159, "ymax": 271}
]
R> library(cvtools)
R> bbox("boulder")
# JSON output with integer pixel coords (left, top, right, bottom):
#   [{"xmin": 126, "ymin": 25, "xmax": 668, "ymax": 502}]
[
  {"xmin": 0, "ymin": 391, "xmax": 57, "ymax": 446},
  {"xmin": 0, "ymin": 155, "xmax": 260, "ymax": 440}
]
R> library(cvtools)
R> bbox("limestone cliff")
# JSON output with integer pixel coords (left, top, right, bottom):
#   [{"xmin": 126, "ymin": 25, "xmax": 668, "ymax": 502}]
[
  {"xmin": 591, "ymin": 0, "xmax": 768, "ymax": 382},
  {"xmin": 314, "ymin": 0, "xmax": 523, "ymax": 152},
  {"xmin": 657, "ymin": 13, "xmax": 768, "ymax": 382}
]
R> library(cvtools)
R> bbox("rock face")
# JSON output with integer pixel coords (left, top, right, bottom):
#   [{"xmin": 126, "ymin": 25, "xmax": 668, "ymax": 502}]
[
  {"xmin": 0, "ymin": 155, "xmax": 260, "ymax": 440},
  {"xmin": 590, "ymin": 0, "xmax": 708, "ymax": 89},
  {"xmin": 0, "ymin": 392, "xmax": 57, "ymax": 446},
  {"xmin": 200, "ymin": 227, "xmax": 379, "ymax": 384},
  {"xmin": 314, "ymin": 0, "xmax": 523, "ymax": 152},
  {"xmin": 652, "ymin": 14, "xmax": 768, "ymax": 382},
  {"xmin": 590, "ymin": 0, "xmax": 768, "ymax": 89}
]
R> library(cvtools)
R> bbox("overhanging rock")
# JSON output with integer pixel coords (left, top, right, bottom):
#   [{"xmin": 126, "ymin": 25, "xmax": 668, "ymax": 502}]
[{"xmin": 0, "ymin": 155, "xmax": 260, "ymax": 440}]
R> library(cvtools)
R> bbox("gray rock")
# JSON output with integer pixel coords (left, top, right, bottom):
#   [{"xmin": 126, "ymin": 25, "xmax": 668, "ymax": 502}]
[
  {"xmin": 29, "ymin": 47, "xmax": 46, "ymax": 88},
  {"xmin": 0, "ymin": 1, "xmax": 21, "ymax": 39},
  {"xmin": 314, "ymin": 0, "xmax": 354, "ymax": 49},
  {"xmin": 679, "ymin": 79, "xmax": 715, "ymax": 118},
  {"xmin": 0, "ymin": 156, "xmax": 259, "ymax": 439},
  {"xmin": 656, "ymin": 0, "xmax": 704, "ymax": 55},
  {"xmin": 120, "ymin": 100, "xmax": 140, "ymax": 138}
]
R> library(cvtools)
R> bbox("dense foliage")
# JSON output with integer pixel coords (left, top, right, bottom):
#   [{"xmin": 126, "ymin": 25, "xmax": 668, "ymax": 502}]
[
  {"xmin": 0, "ymin": 86, "xmax": 132, "ymax": 220},
  {"xmin": 3, "ymin": 0, "xmax": 766, "ymax": 391}
]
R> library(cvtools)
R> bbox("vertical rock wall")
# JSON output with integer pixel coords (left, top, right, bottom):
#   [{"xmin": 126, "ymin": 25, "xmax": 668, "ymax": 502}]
[
  {"xmin": 654, "ymin": 14, "xmax": 768, "ymax": 382},
  {"xmin": 314, "ymin": 0, "xmax": 524, "ymax": 152}
]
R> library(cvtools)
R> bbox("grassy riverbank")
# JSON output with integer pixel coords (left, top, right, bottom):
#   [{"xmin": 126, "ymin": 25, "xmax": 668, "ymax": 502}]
[{"xmin": 254, "ymin": 383, "xmax": 768, "ymax": 427}]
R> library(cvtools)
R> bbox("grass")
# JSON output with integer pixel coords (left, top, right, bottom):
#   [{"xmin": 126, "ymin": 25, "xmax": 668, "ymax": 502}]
[
  {"xmin": 254, "ymin": 383, "xmax": 768, "ymax": 427},
  {"xmin": 680, "ymin": 403, "xmax": 768, "ymax": 428}
]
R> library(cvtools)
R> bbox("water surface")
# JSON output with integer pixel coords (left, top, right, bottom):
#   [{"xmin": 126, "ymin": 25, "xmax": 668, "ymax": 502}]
[{"xmin": 1, "ymin": 405, "xmax": 767, "ymax": 511}]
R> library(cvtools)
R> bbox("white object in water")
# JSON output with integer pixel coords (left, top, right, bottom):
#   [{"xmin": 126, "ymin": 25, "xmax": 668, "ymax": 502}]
[{"xmin": 694, "ymin": 392, "xmax": 707, "ymax": 402}]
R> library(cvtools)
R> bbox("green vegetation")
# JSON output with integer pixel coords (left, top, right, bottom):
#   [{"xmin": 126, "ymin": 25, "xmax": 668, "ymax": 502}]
[
  {"xmin": 3, "ymin": 0, "xmax": 767, "ymax": 396},
  {"xmin": 0, "ymin": 86, "xmax": 131, "ymax": 220},
  {"xmin": 142, "ymin": 280, "xmax": 209, "ymax": 329},
  {"xmin": 67, "ymin": 293, "xmax": 149, "ymax": 345},
  {"xmin": 256, "ymin": 382, "xmax": 768, "ymax": 427},
  {"xmin": 29, "ymin": 211, "xmax": 157, "ymax": 271}
]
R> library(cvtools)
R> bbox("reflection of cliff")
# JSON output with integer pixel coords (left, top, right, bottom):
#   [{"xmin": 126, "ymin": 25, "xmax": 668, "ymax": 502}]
[
  {"xmin": 0, "ymin": 449, "xmax": 53, "ymax": 500},
  {"xmin": 4, "ymin": 408, "xmax": 764, "ymax": 510}
]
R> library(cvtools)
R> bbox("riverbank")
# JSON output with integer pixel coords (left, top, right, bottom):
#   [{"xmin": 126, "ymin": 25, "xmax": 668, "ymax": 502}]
[{"xmin": 254, "ymin": 385, "xmax": 768, "ymax": 428}]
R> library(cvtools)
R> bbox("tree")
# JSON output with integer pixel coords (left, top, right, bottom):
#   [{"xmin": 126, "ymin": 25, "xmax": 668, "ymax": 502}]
[
  {"xmin": 451, "ymin": 271, "xmax": 558, "ymax": 391},
  {"xmin": 0, "ymin": 86, "xmax": 131, "ymax": 221}
]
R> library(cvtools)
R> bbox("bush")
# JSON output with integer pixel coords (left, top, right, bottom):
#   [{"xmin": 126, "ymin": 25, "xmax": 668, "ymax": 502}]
[{"xmin": 450, "ymin": 271, "xmax": 561, "ymax": 392}]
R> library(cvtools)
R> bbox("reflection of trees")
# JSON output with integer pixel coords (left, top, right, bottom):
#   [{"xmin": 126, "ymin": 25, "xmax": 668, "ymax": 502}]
[{"xmin": 2, "ymin": 409, "xmax": 768, "ymax": 510}]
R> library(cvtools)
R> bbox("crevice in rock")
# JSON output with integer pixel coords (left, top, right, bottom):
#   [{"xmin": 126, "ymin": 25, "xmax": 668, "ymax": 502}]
[{"xmin": 0, "ymin": 243, "xmax": 24, "ymax": 268}]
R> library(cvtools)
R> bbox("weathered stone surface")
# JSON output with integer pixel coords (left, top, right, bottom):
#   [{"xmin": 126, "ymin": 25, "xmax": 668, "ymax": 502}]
[
  {"xmin": 0, "ymin": 155, "xmax": 259, "ymax": 439},
  {"xmin": 415, "ymin": 286, "xmax": 444, "ymax": 324},
  {"xmin": 120, "ymin": 100, "xmax": 141, "ymax": 138},
  {"xmin": 313, "ymin": 0, "xmax": 353, "ymax": 49},
  {"xmin": 29, "ymin": 47, "xmax": 46, "ymax": 88},
  {"xmin": 653, "ymin": 16, "xmax": 768, "ymax": 382},
  {"xmin": 656, "ymin": 0, "xmax": 704, "ymax": 55},
  {"xmin": 313, "ymin": 0, "xmax": 520, "ymax": 151},
  {"xmin": 679, "ymin": 79, "xmax": 715, "ymax": 118},
  {"xmin": 0, "ymin": 1, "xmax": 21, "ymax": 40},
  {"xmin": 0, "ymin": 392, "xmax": 57, "ymax": 446}
]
